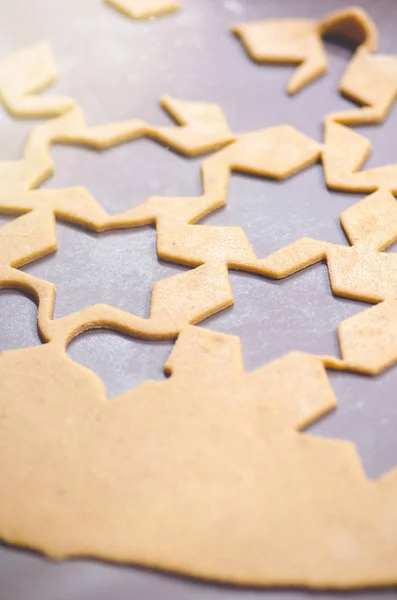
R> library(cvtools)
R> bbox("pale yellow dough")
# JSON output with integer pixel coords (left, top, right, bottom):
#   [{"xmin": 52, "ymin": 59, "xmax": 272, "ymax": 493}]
[
  {"xmin": 233, "ymin": 7, "xmax": 397, "ymax": 126},
  {"xmin": 0, "ymin": 211, "xmax": 233, "ymax": 342},
  {"xmin": 323, "ymin": 121, "xmax": 397, "ymax": 192},
  {"xmin": 0, "ymin": 93, "xmax": 237, "ymax": 337},
  {"xmin": 326, "ymin": 47, "xmax": 397, "ymax": 125},
  {"xmin": 0, "ymin": 42, "xmax": 74, "ymax": 117},
  {"xmin": 104, "ymin": 0, "xmax": 180, "ymax": 19},
  {"xmin": 233, "ymin": 7, "xmax": 377, "ymax": 95},
  {"xmin": 2, "ymin": 95, "xmax": 397, "ymax": 376},
  {"xmin": 1, "ymin": 325, "xmax": 397, "ymax": 588},
  {"xmin": 3, "ymin": 34, "xmax": 397, "ymax": 590},
  {"xmin": 0, "ymin": 94, "xmax": 234, "ymax": 200}
]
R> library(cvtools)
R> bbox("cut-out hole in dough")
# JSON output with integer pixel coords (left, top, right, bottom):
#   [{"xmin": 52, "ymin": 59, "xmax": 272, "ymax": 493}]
[
  {"xmin": 40, "ymin": 139, "xmax": 203, "ymax": 215},
  {"xmin": 0, "ymin": 290, "xmax": 41, "ymax": 351},
  {"xmin": 233, "ymin": 6, "xmax": 377, "ymax": 96},
  {"xmin": 278, "ymin": 38, "xmax": 359, "ymax": 136},
  {"xmin": 309, "ymin": 367, "xmax": 397, "ymax": 478},
  {"xmin": 68, "ymin": 330, "xmax": 173, "ymax": 399},
  {"xmin": 202, "ymin": 264, "xmax": 367, "ymax": 371},
  {"xmin": 21, "ymin": 222, "xmax": 187, "ymax": 320},
  {"xmin": 225, "ymin": 38, "xmax": 357, "ymax": 140},
  {"xmin": 200, "ymin": 168, "xmax": 358, "ymax": 259}
]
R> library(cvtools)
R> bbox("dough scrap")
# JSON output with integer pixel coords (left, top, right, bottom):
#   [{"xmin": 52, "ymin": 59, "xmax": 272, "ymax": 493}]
[
  {"xmin": 326, "ymin": 47, "xmax": 397, "ymax": 125},
  {"xmin": 233, "ymin": 18, "xmax": 328, "ymax": 95},
  {"xmin": 104, "ymin": 0, "xmax": 180, "ymax": 19},
  {"xmin": 0, "ymin": 42, "xmax": 74, "ymax": 117},
  {"xmin": 233, "ymin": 7, "xmax": 377, "ymax": 95},
  {"xmin": 1, "ymin": 324, "xmax": 397, "ymax": 588},
  {"xmin": 233, "ymin": 7, "xmax": 397, "ymax": 126}
]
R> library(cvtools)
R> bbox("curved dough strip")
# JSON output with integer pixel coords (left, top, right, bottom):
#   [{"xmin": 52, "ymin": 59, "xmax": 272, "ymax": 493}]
[
  {"xmin": 233, "ymin": 7, "xmax": 377, "ymax": 95},
  {"xmin": 233, "ymin": 7, "xmax": 397, "ymax": 126}
]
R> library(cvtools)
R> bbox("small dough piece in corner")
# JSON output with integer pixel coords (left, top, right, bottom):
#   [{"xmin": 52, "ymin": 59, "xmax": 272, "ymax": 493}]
[
  {"xmin": 0, "ymin": 41, "xmax": 74, "ymax": 117},
  {"xmin": 233, "ymin": 6, "xmax": 377, "ymax": 95},
  {"xmin": 104, "ymin": 0, "xmax": 181, "ymax": 19}
]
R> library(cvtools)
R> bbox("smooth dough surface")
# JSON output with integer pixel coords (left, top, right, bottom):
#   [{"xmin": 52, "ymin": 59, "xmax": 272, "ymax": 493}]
[
  {"xmin": 1, "ymin": 326, "xmax": 397, "ymax": 588},
  {"xmin": 3, "ymin": 29, "xmax": 397, "ymax": 589}
]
